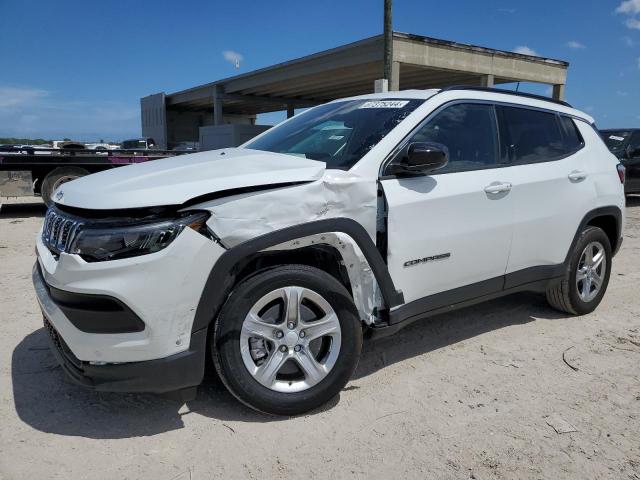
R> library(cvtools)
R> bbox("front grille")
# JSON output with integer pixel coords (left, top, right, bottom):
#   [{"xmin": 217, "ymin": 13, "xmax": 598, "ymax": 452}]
[{"xmin": 42, "ymin": 208, "xmax": 84, "ymax": 255}]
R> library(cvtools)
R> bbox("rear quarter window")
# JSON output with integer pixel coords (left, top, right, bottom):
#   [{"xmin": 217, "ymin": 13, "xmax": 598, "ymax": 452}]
[{"xmin": 559, "ymin": 116, "xmax": 585, "ymax": 154}]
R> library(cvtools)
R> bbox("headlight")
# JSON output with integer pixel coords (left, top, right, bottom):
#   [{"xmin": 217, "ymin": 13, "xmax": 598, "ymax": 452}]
[{"xmin": 69, "ymin": 211, "xmax": 209, "ymax": 262}]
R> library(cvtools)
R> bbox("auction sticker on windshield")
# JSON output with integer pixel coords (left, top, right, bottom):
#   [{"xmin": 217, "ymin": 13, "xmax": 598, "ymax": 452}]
[
  {"xmin": 359, "ymin": 100, "xmax": 410, "ymax": 109},
  {"xmin": 609, "ymin": 135, "xmax": 626, "ymax": 141}
]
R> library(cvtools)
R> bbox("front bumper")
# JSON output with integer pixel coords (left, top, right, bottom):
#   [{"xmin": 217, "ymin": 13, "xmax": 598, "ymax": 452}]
[
  {"xmin": 32, "ymin": 221, "xmax": 225, "ymax": 393},
  {"xmin": 35, "ymin": 261, "xmax": 208, "ymax": 393},
  {"xmin": 34, "ymin": 226, "xmax": 225, "ymax": 363},
  {"xmin": 43, "ymin": 315, "xmax": 207, "ymax": 393}
]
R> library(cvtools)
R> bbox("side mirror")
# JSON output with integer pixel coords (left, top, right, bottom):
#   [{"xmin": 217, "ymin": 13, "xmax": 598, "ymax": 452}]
[{"xmin": 389, "ymin": 142, "xmax": 449, "ymax": 175}]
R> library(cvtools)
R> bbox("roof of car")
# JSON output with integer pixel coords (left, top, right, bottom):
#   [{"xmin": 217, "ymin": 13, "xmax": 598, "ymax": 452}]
[
  {"xmin": 339, "ymin": 89, "xmax": 440, "ymax": 101},
  {"xmin": 338, "ymin": 88, "xmax": 594, "ymax": 124}
]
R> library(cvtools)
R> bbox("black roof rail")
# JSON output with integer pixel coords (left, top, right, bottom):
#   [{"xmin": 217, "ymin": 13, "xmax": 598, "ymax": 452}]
[{"xmin": 439, "ymin": 85, "xmax": 573, "ymax": 108}]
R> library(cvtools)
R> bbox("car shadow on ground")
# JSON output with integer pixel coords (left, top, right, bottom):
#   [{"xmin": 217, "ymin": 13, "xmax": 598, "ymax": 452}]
[
  {"xmin": 355, "ymin": 291, "xmax": 565, "ymax": 379},
  {"xmin": 12, "ymin": 291, "xmax": 566, "ymax": 439}
]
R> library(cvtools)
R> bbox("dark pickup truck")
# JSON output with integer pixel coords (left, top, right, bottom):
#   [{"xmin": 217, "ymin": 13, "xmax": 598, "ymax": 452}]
[
  {"xmin": 0, "ymin": 147, "xmax": 187, "ymax": 206},
  {"xmin": 600, "ymin": 129, "xmax": 640, "ymax": 195}
]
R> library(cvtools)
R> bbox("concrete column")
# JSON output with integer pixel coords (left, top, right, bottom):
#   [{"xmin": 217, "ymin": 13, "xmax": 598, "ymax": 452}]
[
  {"xmin": 374, "ymin": 79, "xmax": 389, "ymax": 93},
  {"xmin": 286, "ymin": 104, "xmax": 295, "ymax": 118},
  {"xmin": 390, "ymin": 61, "xmax": 400, "ymax": 91},
  {"xmin": 213, "ymin": 85, "xmax": 223, "ymax": 125},
  {"xmin": 480, "ymin": 74, "xmax": 495, "ymax": 88},
  {"xmin": 552, "ymin": 84, "xmax": 566, "ymax": 101}
]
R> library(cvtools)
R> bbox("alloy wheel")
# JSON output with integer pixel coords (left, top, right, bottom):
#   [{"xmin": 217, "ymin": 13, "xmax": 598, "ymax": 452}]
[
  {"xmin": 576, "ymin": 241, "xmax": 606, "ymax": 302},
  {"xmin": 239, "ymin": 286, "xmax": 342, "ymax": 393}
]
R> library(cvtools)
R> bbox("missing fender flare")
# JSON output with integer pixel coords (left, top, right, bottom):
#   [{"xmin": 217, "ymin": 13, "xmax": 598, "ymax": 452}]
[{"xmin": 191, "ymin": 218, "xmax": 405, "ymax": 334}]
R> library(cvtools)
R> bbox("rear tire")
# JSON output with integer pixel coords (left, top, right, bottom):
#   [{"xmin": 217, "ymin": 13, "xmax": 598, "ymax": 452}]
[
  {"xmin": 212, "ymin": 265, "xmax": 362, "ymax": 416},
  {"xmin": 546, "ymin": 226, "xmax": 612, "ymax": 315},
  {"xmin": 41, "ymin": 167, "xmax": 89, "ymax": 206}
]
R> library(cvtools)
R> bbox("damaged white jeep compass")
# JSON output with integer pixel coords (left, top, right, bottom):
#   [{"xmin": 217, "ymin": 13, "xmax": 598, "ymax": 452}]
[{"xmin": 33, "ymin": 87, "xmax": 625, "ymax": 415}]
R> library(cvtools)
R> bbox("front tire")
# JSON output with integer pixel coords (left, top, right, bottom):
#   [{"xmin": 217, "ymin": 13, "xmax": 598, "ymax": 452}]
[
  {"xmin": 546, "ymin": 226, "xmax": 612, "ymax": 315},
  {"xmin": 212, "ymin": 265, "xmax": 362, "ymax": 416}
]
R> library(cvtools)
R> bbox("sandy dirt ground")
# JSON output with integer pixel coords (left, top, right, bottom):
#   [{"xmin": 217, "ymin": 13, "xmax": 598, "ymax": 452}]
[{"xmin": 0, "ymin": 196, "xmax": 639, "ymax": 480}]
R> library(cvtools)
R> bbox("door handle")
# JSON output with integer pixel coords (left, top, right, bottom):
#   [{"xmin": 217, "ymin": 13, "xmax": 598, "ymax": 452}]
[
  {"xmin": 484, "ymin": 182, "xmax": 512, "ymax": 194},
  {"xmin": 568, "ymin": 170, "xmax": 587, "ymax": 182}
]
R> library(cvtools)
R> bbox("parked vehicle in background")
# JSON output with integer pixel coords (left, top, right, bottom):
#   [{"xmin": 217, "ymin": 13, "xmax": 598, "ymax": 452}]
[
  {"xmin": 171, "ymin": 141, "xmax": 199, "ymax": 151},
  {"xmin": 0, "ymin": 147, "xmax": 188, "ymax": 206},
  {"xmin": 58, "ymin": 141, "xmax": 86, "ymax": 150},
  {"xmin": 600, "ymin": 129, "xmax": 640, "ymax": 195},
  {"xmin": 0, "ymin": 145, "xmax": 37, "ymax": 154},
  {"xmin": 52, "ymin": 140, "xmax": 81, "ymax": 149},
  {"xmin": 121, "ymin": 137, "xmax": 157, "ymax": 150},
  {"xmin": 0, "ymin": 145, "xmax": 27, "ymax": 153},
  {"xmin": 86, "ymin": 143, "xmax": 119, "ymax": 151},
  {"xmin": 33, "ymin": 87, "xmax": 625, "ymax": 415}
]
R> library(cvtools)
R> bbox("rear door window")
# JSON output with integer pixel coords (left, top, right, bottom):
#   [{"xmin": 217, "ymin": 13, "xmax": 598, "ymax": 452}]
[{"xmin": 498, "ymin": 106, "xmax": 566, "ymax": 164}]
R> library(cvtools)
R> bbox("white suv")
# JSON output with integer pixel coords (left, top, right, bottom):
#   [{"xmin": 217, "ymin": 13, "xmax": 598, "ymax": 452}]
[{"xmin": 33, "ymin": 87, "xmax": 626, "ymax": 415}]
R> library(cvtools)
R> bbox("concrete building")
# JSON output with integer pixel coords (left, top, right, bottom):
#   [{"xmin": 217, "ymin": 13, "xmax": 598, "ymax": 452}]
[{"xmin": 141, "ymin": 32, "xmax": 569, "ymax": 150}]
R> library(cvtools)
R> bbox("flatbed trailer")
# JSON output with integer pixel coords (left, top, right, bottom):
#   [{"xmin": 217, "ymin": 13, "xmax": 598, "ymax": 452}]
[{"xmin": 0, "ymin": 147, "xmax": 188, "ymax": 206}]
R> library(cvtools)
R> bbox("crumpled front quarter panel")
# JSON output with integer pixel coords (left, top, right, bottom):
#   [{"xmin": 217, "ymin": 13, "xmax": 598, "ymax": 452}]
[{"xmin": 199, "ymin": 170, "xmax": 378, "ymax": 246}]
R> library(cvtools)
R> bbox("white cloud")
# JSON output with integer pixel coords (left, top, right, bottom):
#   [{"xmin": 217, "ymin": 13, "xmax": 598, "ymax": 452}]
[
  {"xmin": 222, "ymin": 50, "xmax": 244, "ymax": 68},
  {"xmin": 0, "ymin": 86, "xmax": 48, "ymax": 108},
  {"xmin": 498, "ymin": 8, "xmax": 516, "ymax": 14},
  {"xmin": 513, "ymin": 46, "xmax": 538, "ymax": 56},
  {"xmin": 616, "ymin": 0, "xmax": 640, "ymax": 15},
  {"xmin": 623, "ymin": 35, "xmax": 636, "ymax": 46},
  {"xmin": 626, "ymin": 17, "xmax": 640, "ymax": 29},
  {"xmin": 616, "ymin": 1, "xmax": 640, "ymax": 30},
  {"xmin": 0, "ymin": 85, "xmax": 139, "ymax": 140},
  {"xmin": 567, "ymin": 41, "xmax": 586, "ymax": 49},
  {"xmin": 616, "ymin": 90, "xmax": 629, "ymax": 96}
]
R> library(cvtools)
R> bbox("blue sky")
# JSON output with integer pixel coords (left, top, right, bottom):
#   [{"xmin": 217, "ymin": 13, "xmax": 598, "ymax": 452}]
[{"xmin": 0, "ymin": 0, "xmax": 639, "ymax": 141}]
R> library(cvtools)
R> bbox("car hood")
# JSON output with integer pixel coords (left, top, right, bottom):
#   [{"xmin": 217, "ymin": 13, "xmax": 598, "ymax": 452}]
[{"xmin": 54, "ymin": 148, "xmax": 326, "ymax": 210}]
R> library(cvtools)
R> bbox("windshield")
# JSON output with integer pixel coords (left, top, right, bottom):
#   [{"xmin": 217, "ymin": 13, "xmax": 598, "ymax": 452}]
[
  {"xmin": 245, "ymin": 99, "xmax": 424, "ymax": 169},
  {"xmin": 601, "ymin": 130, "xmax": 633, "ymax": 152}
]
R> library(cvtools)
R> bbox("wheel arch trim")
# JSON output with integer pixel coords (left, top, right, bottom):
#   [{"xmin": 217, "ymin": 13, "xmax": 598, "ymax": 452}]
[{"xmin": 567, "ymin": 206, "xmax": 622, "ymax": 262}]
